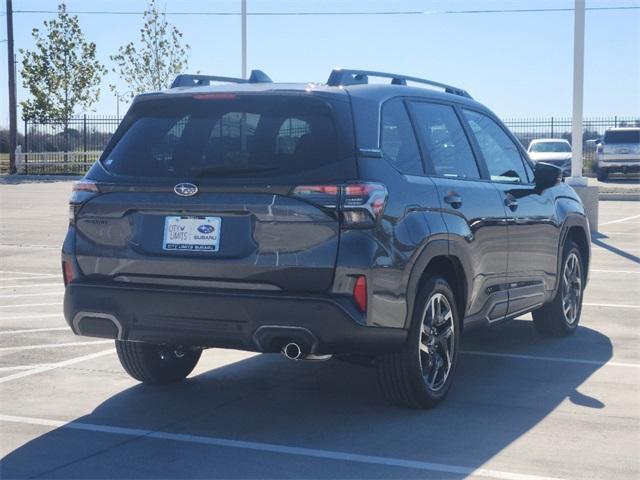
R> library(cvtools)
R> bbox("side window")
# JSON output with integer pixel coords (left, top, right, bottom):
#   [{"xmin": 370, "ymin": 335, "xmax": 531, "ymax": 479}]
[
  {"xmin": 463, "ymin": 109, "xmax": 529, "ymax": 183},
  {"xmin": 380, "ymin": 99, "xmax": 423, "ymax": 175},
  {"xmin": 409, "ymin": 102, "xmax": 480, "ymax": 179}
]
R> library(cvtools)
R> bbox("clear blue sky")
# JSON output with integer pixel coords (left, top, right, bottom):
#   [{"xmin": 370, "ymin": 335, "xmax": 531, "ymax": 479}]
[{"xmin": 1, "ymin": 0, "xmax": 639, "ymax": 128}]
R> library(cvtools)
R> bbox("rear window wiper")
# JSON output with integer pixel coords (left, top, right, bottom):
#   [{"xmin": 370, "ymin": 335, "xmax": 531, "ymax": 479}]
[{"xmin": 193, "ymin": 165, "xmax": 278, "ymax": 177}]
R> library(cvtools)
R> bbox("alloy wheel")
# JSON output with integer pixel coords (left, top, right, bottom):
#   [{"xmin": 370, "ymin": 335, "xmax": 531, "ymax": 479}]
[
  {"xmin": 562, "ymin": 252, "xmax": 582, "ymax": 325},
  {"xmin": 419, "ymin": 293, "xmax": 455, "ymax": 392}
]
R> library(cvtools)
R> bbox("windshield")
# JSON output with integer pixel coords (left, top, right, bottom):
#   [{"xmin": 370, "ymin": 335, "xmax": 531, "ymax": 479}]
[
  {"xmin": 603, "ymin": 130, "xmax": 640, "ymax": 144},
  {"xmin": 102, "ymin": 95, "xmax": 352, "ymax": 182},
  {"xmin": 529, "ymin": 141, "xmax": 571, "ymax": 153}
]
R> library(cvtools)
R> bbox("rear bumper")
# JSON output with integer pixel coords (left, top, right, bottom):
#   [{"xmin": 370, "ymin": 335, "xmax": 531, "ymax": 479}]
[
  {"xmin": 598, "ymin": 160, "xmax": 640, "ymax": 170},
  {"xmin": 63, "ymin": 280, "xmax": 407, "ymax": 354}
]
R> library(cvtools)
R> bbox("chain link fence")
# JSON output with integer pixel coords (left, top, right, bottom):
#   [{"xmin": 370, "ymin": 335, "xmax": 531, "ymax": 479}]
[{"xmin": 13, "ymin": 115, "xmax": 640, "ymax": 175}]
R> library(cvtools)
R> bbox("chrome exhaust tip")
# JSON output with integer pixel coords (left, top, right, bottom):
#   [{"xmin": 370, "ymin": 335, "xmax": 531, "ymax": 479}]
[{"xmin": 282, "ymin": 342, "xmax": 303, "ymax": 360}]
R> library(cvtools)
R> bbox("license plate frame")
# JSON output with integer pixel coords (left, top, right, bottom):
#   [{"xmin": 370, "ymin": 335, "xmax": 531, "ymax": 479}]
[{"xmin": 163, "ymin": 216, "xmax": 221, "ymax": 252}]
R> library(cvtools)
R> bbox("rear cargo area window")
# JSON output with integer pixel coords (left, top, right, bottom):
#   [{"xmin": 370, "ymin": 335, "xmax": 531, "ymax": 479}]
[
  {"xmin": 603, "ymin": 130, "xmax": 640, "ymax": 144},
  {"xmin": 102, "ymin": 96, "xmax": 347, "ymax": 181}
]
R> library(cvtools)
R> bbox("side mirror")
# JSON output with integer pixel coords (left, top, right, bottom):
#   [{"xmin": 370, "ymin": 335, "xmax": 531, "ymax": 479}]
[{"xmin": 534, "ymin": 162, "xmax": 562, "ymax": 190}]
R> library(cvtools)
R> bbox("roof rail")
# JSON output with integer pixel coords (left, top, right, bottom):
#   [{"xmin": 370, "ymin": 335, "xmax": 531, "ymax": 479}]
[
  {"xmin": 326, "ymin": 68, "xmax": 472, "ymax": 99},
  {"xmin": 171, "ymin": 69, "xmax": 272, "ymax": 88}
]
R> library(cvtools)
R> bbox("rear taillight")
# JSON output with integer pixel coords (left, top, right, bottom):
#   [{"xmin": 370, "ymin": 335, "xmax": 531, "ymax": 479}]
[
  {"xmin": 340, "ymin": 182, "xmax": 387, "ymax": 228},
  {"xmin": 291, "ymin": 182, "xmax": 387, "ymax": 229},
  {"xmin": 72, "ymin": 179, "xmax": 100, "ymax": 194},
  {"xmin": 291, "ymin": 185, "xmax": 339, "ymax": 208},
  {"xmin": 353, "ymin": 275, "xmax": 367, "ymax": 313},
  {"xmin": 62, "ymin": 261, "xmax": 74, "ymax": 286},
  {"xmin": 69, "ymin": 180, "xmax": 100, "ymax": 224}
]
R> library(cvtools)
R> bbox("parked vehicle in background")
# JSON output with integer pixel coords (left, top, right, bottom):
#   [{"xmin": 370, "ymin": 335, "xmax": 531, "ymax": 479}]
[
  {"xmin": 527, "ymin": 138, "xmax": 572, "ymax": 177},
  {"xmin": 596, "ymin": 127, "xmax": 640, "ymax": 180},
  {"xmin": 62, "ymin": 68, "xmax": 591, "ymax": 409}
]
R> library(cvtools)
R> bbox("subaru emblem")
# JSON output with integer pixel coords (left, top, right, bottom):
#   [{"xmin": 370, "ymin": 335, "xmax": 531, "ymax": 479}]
[{"xmin": 174, "ymin": 182, "xmax": 198, "ymax": 197}]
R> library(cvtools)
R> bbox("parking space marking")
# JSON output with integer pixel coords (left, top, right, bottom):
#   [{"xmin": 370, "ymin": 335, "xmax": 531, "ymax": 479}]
[
  {"xmin": 461, "ymin": 350, "xmax": 639, "ymax": 368},
  {"xmin": 0, "ymin": 340, "xmax": 112, "ymax": 352},
  {"xmin": 600, "ymin": 214, "xmax": 640, "ymax": 226},
  {"xmin": 0, "ymin": 270, "xmax": 58, "ymax": 277},
  {"xmin": 0, "ymin": 302, "xmax": 62, "ymax": 309},
  {"xmin": 0, "ymin": 327, "xmax": 68, "ymax": 335},
  {"xmin": 584, "ymin": 302, "xmax": 640, "ymax": 309},
  {"xmin": 0, "ymin": 414, "xmax": 564, "ymax": 480},
  {"xmin": 0, "ymin": 292, "xmax": 63, "ymax": 299},
  {"xmin": 0, "ymin": 283, "xmax": 63, "ymax": 289},
  {"xmin": 0, "ymin": 349, "xmax": 115, "ymax": 384},
  {"xmin": 0, "ymin": 313, "xmax": 63, "ymax": 321},
  {"xmin": 590, "ymin": 269, "xmax": 640, "ymax": 274},
  {"xmin": 1, "ymin": 276, "xmax": 60, "ymax": 281},
  {"xmin": 0, "ymin": 364, "xmax": 56, "ymax": 372}
]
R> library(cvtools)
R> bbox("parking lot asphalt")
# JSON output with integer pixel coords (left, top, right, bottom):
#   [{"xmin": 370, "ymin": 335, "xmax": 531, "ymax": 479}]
[{"xmin": 0, "ymin": 180, "xmax": 639, "ymax": 480}]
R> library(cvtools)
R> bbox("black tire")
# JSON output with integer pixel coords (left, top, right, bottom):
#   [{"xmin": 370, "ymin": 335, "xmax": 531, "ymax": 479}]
[
  {"xmin": 376, "ymin": 276, "xmax": 460, "ymax": 409},
  {"xmin": 532, "ymin": 240, "xmax": 585, "ymax": 337},
  {"xmin": 115, "ymin": 340, "xmax": 202, "ymax": 384},
  {"xmin": 596, "ymin": 168, "xmax": 608, "ymax": 181}
]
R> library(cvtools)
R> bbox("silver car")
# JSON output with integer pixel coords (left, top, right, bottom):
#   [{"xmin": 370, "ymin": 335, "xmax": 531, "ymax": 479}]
[
  {"xmin": 527, "ymin": 138, "xmax": 572, "ymax": 177},
  {"xmin": 596, "ymin": 127, "xmax": 640, "ymax": 181}
]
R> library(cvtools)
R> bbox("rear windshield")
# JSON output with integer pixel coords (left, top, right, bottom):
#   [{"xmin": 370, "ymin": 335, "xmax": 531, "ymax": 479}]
[
  {"xmin": 102, "ymin": 95, "xmax": 352, "ymax": 182},
  {"xmin": 603, "ymin": 130, "xmax": 640, "ymax": 144},
  {"xmin": 529, "ymin": 141, "xmax": 571, "ymax": 153}
]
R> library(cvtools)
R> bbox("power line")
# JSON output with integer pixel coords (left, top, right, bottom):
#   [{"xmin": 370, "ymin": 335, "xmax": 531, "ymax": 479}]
[{"xmin": 12, "ymin": 6, "xmax": 640, "ymax": 16}]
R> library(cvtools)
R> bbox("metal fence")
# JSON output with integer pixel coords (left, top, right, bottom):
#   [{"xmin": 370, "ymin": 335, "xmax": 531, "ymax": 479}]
[{"xmin": 16, "ymin": 115, "xmax": 640, "ymax": 175}]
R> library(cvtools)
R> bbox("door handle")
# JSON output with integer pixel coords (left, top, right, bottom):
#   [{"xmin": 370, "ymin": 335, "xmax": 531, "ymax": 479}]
[
  {"xmin": 504, "ymin": 195, "xmax": 519, "ymax": 212},
  {"xmin": 444, "ymin": 192, "xmax": 463, "ymax": 209}
]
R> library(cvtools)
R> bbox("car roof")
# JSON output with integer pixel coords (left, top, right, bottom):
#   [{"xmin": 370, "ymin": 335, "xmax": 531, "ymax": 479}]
[
  {"xmin": 134, "ymin": 81, "xmax": 484, "ymax": 110},
  {"xmin": 605, "ymin": 127, "xmax": 640, "ymax": 132}
]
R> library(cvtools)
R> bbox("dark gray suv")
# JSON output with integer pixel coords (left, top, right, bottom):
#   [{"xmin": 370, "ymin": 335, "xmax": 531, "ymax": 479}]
[{"xmin": 62, "ymin": 69, "xmax": 590, "ymax": 408}]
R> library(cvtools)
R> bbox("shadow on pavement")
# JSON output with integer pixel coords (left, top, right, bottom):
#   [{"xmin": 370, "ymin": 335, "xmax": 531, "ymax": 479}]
[
  {"xmin": 1, "ymin": 320, "xmax": 612, "ymax": 479},
  {"xmin": 591, "ymin": 233, "xmax": 640, "ymax": 264}
]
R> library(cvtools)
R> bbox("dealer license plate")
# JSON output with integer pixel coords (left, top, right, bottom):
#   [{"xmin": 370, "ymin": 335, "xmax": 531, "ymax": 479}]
[{"xmin": 163, "ymin": 216, "xmax": 221, "ymax": 251}]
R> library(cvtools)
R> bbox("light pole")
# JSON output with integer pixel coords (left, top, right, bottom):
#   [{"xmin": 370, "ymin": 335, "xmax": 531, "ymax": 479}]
[
  {"xmin": 241, "ymin": 0, "xmax": 247, "ymax": 79},
  {"xmin": 568, "ymin": 0, "xmax": 587, "ymax": 186},
  {"xmin": 115, "ymin": 91, "xmax": 133, "ymax": 119}
]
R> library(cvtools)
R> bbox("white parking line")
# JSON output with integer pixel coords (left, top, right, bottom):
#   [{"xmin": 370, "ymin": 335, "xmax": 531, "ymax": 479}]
[
  {"xmin": 0, "ymin": 340, "xmax": 112, "ymax": 352},
  {"xmin": 584, "ymin": 302, "xmax": 640, "ymax": 309},
  {"xmin": 0, "ymin": 313, "xmax": 63, "ymax": 321},
  {"xmin": 0, "ymin": 414, "xmax": 564, "ymax": 480},
  {"xmin": 1, "ymin": 276, "xmax": 60, "ymax": 281},
  {"xmin": 0, "ymin": 349, "xmax": 115, "ymax": 384},
  {"xmin": 0, "ymin": 292, "xmax": 63, "ymax": 299},
  {"xmin": 0, "ymin": 364, "xmax": 55, "ymax": 372},
  {"xmin": 0, "ymin": 283, "xmax": 62, "ymax": 289},
  {"xmin": 591, "ymin": 269, "xmax": 640, "ymax": 274},
  {"xmin": 0, "ymin": 327, "xmax": 68, "ymax": 335},
  {"xmin": 461, "ymin": 350, "xmax": 639, "ymax": 368},
  {"xmin": 0, "ymin": 270, "xmax": 58, "ymax": 277},
  {"xmin": 600, "ymin": 214, "xmax": 640, "ymax": 226},
  {"xmin": 0, "ymin": 302, "xmax": 62, "ymax": 309}
]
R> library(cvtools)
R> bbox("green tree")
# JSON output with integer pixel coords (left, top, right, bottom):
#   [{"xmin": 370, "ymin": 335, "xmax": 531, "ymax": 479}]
[
  {"xmin": 20, "ymin": 3, "xmax": 106, "ymax": 129},
  {"xmin": 110, "ymin": 0, "xmax": 190, "ymax": 97}
]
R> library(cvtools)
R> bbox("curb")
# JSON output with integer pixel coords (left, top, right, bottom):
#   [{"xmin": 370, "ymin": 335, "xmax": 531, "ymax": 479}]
[{"xmin": 599, "ymin": 193, "xmax": 640, "ymax": 201}]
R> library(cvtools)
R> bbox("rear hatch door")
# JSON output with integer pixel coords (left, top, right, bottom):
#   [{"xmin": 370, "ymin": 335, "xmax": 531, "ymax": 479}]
[{"xmin": 74, "ymin": 93, "xmax": 355, "ymax": 292}]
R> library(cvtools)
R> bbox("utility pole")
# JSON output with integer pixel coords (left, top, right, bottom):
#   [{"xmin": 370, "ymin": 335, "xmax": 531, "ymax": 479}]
[
  {"xmin": 6, "ymin": 0, "xmax": 17, "ymax": 174},
  {"xmin": 569, "ymin": 0, "xmax": 586, "ymax": 186},
  {"xmin": 241, "ymin": 0, "xmax": 247, "ymax": 79}
]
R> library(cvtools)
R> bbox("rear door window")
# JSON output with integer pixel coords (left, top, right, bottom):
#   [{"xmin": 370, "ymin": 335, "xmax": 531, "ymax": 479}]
[
  {"xmin": 380, "ymin": 99, "xmax": 424, "ymax": 175},
  {"xmin": 102, "ymin": 95, "xmax": 352, "ymax": 182},
  {"xmin": 409, "ymin": 102, "xmax": 480, "ymax": 179}
]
